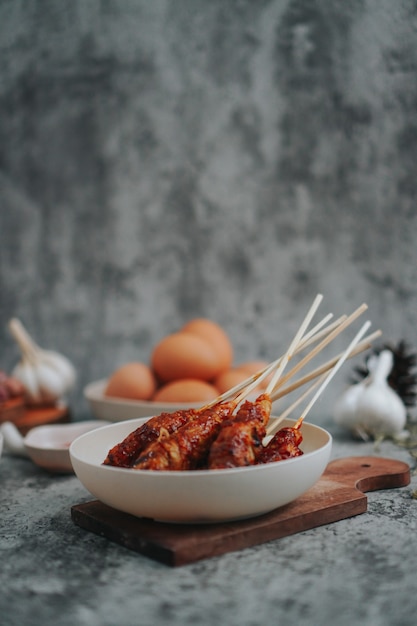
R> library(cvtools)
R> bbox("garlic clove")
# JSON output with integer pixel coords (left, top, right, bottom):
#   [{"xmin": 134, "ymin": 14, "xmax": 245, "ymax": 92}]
[
  {"xmin": 333, "ymin": 383, "xmax": 365, "ymax": 429},
  {"xmin": 355, "ymin": 385, "xmax": 407, "ymax": 437},
  {"xmin": 0, "ymin": 421, "xmax": 28, "ymax": 456},
  {"xmin": 12, "ymin": 360, "xmax": 42, "ymax": 404},
  {"xmin": 35, "ymin": 362, "xmax": 70, "ymax": 403},
  {"xmin": 40, "ymin": 351, "xmax": 76, "ymax": 392},
  {"xmin": 370, "ymin": 350, "xmax": 394, "ymax": 385}
]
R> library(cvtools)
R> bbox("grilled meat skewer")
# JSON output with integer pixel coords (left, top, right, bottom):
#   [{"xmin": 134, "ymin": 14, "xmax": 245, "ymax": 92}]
[
  {"xmin": 208, "ymin": 393, "xmax": 272, "ymax": 469},
  {"xmin": 257, "ymin": 426, "xmax": 303, "ymax": 464},
  {"xmin": 103, "ymin": 408, "xmax": 200, "ymax": 468},
  {"xmin": 133, "ymin": 401, "xmax": 235, "ymax": 471}
]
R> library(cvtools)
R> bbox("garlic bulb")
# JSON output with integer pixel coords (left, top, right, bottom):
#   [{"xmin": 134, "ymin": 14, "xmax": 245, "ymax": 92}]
[
  {"xmin": 8, "ymin": 318, "xmax": 76, "ymax": 405},
  {"xmin": 334, "ymin": 350, "xmax": 407, "ymax": 440}
]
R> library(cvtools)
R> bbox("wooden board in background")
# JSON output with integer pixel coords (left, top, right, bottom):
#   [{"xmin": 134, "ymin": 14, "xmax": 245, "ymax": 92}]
[{"xmin": 0, "ymin": 404, "xmax": 70, "ymax": 435}]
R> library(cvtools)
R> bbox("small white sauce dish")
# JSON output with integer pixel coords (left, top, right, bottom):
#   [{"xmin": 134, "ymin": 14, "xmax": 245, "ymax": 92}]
[{"xmin": 1, "ymin": 420, "xmax": 109, "ymax": 473}]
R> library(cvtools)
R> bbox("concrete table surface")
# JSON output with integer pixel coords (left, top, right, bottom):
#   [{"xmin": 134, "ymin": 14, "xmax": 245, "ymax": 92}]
[{"xmin": 1, "ymin": 419, "xmax": 416, "ymax": 626}]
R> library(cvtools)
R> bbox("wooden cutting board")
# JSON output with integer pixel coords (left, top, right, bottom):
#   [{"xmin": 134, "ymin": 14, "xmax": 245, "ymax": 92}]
[{"xmin": 71, "ymin": 456, "xmax": 410, "ymax": 567}]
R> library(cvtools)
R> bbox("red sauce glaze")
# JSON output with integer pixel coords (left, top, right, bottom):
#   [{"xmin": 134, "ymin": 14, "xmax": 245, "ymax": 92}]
[
  {"xmin": 103, "ymin": 409, "xmax": 199, "ymax": 467},
  {"xmin": 133, "ymin": 402, "xmax": 235, "ymax": 470},
  {"xmin": 257, "ymin": 427, "xmax": 304, "ymax": 464}
]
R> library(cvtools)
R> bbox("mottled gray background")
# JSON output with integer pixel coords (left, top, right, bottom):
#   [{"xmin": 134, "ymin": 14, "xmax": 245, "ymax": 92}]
[{"xmin": 1, "ymin": 0, "xmax": 417, "ymax": 419}]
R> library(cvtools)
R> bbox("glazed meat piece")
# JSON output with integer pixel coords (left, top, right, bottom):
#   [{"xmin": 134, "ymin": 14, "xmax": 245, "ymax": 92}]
[
  {"xmin": 133, "ymin": 402, "xmax": 235, "ymax": 471},
  {"xmin": 208, "ymin": 393, "xmax": 272, "ymax": 469},
  {"xmin": 103, "ymin": 408, "xmax": 199, "ymax": 468},
  {"xmin": 257, "ymin": 426, "xmax": 303, "ymax": 464}
]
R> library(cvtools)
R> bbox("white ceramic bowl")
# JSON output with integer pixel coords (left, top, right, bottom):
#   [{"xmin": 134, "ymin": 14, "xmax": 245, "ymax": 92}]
[
  {"xmin": 24, "ymin": 420, "xmax": 109, "ymax": 473},
  {"xmin": 70, "ymin": 417, "xmax": 332, "ymax": 523},
  {"xmin": 84, "ymin": 379, "xmax": 205, "ymax": 422}
]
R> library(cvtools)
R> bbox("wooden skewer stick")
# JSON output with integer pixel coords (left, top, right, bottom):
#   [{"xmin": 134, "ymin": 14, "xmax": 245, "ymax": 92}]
[
  {"xmin": 264, "ymin": 293, "xmax": 325, "ymax": 397},
  {"xmin": 297, "ymin": 312, "xmax": 335, "ymax": 346},
  {"xmin": 201, "ymin": 294, "xmax": 327, "ymax": 410},
  {"xmin": 292, "ymin": 320, "xmax": 372, "ymax": 430},
  {"xmin": 233, "ymin": 294, "xmax": 324, "ymax": 406},
  {"xmin": 200, "ymin": 354, "xmax": 283, "ymax": 411},
  {"xmin": 268, "ymin": 303, "xmax": 368, "ymax": 396},
  {"xmin": 246, "ymin": 313, "xmax": 347, "ymax": 392},
  {"xmin": 266, "ymin": 372, "xmax": 328, "ymax": 436},
  {"xmin": 200, "ymin": 312, "xmax": 351, "ymax": 411},
  {"xmin": 266, "ymin": 323, "xmax": 376, "ymax": 434},
  {"xmin": 290, "ymin": 314, "xmax": 346, "ymax": 356},
  {"xmin": 270, "ymin": 329, "xmax": 382, "ymax": 403},
  {"xmin": 231, "ymin": 358, "xmax": 285, "ymax": 406}
]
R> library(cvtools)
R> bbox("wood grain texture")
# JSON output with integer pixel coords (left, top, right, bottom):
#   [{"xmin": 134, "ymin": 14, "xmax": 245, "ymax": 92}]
[{"xmin": 71, "ymin": 456, "xmax": 410, "ymax": 566}]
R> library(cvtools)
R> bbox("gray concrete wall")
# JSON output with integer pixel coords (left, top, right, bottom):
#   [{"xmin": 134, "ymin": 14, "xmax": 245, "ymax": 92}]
[{"xmin": 1, "ymin": 0, "xmax": 417, "ymax": 418}]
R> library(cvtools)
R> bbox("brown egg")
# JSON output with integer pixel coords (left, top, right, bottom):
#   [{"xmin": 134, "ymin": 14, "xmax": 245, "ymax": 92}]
[
  {"xmin": 151, "ymin": 332, "xmax": 223, "ymax": 382},
  {"xmin": 181, "ymin": 318, "xmax": 233, "ymax": 373},
  {"xmin": 153, "ymin": 379, "xmax": 219, "ymax": 403},
  {"xmin": 105, "ymin": 362, "xmax": 157, "ymax": 401},
  {"xmin": 237, "ymin": 360, "xmax": 272, "ymax": 390},
  {"xmin": 214, "ymin": 368, "xmax": 263, "ymax": 396}
]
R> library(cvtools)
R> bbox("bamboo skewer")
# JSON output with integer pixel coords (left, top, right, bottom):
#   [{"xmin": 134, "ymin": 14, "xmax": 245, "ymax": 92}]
[
  {"xmin": 264, "ymin": 294, "xmax": 324, "ymax": 397},
  {"xmin": 266, "ymin": 372, "xmax": 328, "ymax": 436},
  {"xmin": 295, "ymin": 315, "xmax": 346, "ymax": 353},
  {"xmin": 268, "ymin": 303, "xmax": 368, "ymax": 397},
  {"xmin": 201, "ymin": 314, "xmax": 347, "ymax": 411},
  {"xmin": 249, "ymin": 309, "xmax": 356, "ymax": 406},
  {"xmin": 201, "ymin": 300, "xmax": 372, "ymax": 418},
  {"xmin": 292, "ymin": 320, "xmax": 372, "ymax": 430},
  {"xmin": 296, "ymin": 312, "xmax": 335, "ymax": 347},
  {"xmin": 200, "ymin": 354, "xmax": 283, "ymax": 411},
  {"xmin": 267, "ymin": 320, "xmax": 373, "ymax": 440},
  {"xmin": 201, "ymin": 295, "xmax": 334, "ymax": 410},
  {"xmin": 234, "ymin": 293, "xmax": 325, "ymax": 405},
  {"xmin": 270, "ymin": 329, "xmax": 382, "ymax": 403}
]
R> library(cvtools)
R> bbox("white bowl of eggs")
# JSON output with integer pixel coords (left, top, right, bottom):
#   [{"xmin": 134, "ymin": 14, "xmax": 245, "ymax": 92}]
[{"xmin": 85, "ymin": 319, "xmax": 272, "ymax": 422}]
